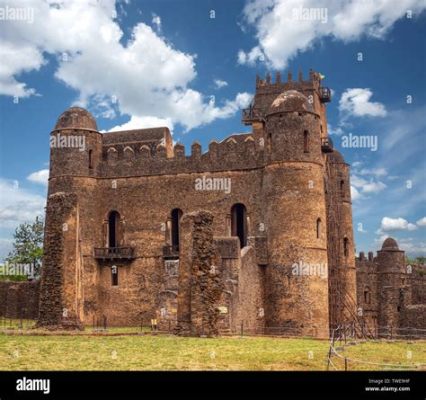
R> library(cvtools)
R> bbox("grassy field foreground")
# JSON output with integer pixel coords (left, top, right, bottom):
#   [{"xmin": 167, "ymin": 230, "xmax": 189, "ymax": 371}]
[{"xmin": 0, "ymin": 334, "xmax": 425, "ymax": 371}]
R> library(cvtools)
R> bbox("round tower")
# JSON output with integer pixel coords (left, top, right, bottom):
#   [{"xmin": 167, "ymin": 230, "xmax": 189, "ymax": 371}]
[
  {"xmin": 49, "ymin": 107, "xmax": 102, "ymax": 194},
  {"xmin": 376, "ymin": 238, "xmax": 406, "ymax": 332},
  {"xmin": 325, "ymin": 149, "xmax": 357, "ymax": 328},
  {"xmin": 262, "ymin": 90, "xmax": 329, "ymax": 338}
]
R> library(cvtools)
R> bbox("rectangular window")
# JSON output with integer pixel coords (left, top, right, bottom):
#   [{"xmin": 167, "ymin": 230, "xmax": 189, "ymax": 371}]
[
  {"xmin": 112, "ymin": 266, "xmax": 118, "ymax": 286},
  {"xmin": 303, "ymin": 130, "xmax": 309, "ymax": 153}
]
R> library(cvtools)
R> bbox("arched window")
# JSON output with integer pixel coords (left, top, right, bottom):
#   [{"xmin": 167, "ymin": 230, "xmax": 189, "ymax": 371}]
[
  {"xmin": 88, "ymin": 150, "xmax": 93, "ymax": 169},
  {"xmin": 343, "ymin": 237, "xmax": 349, "ymax": 257},
  {"xmin": 364, "ymin": 287, "xmax": 371, "ymax": 304},
  {"xmin": 303, "ymin": 130, "xmax": 309, "ymax": 153},
  {"xmin": 108, "ymin": 211, "xmax": 120, "ymax": 248},
  {"xmin": 340, "ymin": 180, "xmax": 345, "ymax": 196},
  {"xmin": 231, "ymin": 203, "xmax": 248, "ymax": 248},
  {"xmin": 316, "ymin": 218, "xmax": 321, "ymax": 239},
  {"xmin": 171, "ymin": 208, "xmax": 183, "ymax": 251}
]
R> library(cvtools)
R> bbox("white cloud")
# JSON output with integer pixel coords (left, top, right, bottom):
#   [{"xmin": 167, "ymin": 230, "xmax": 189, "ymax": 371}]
[
  {"xmin": 239, "ymin": 0, "xmax": 426, "ymax": 69},
  {"xmin": 108, "ymin": 116, "xmax": 174, "ymax": 132},
  {"xmin": 0, "ymin": 178, "xmax": 45, "ymax": 228},
  {"xmin": 0, "ymin": 0, "xmax": 249, "ymax": 131},
  {"xmin": 339, "ymin": 88, "xmax": 387, "ymax": 117},
  {"xmin": 152, "ymin": 13, "xmax": 161, "ymax": 31},
  {"xmin": 351, "ymin": 173, "xmax": 386, "ymax": 196},
  {"xmin": 214, "ymin": 79, "xmax": 228, "ymax": 89},
  {"xmin": 350, "ymin": 185, "xmax": 362, "ymax": 201},
  {"xmin": 27, "ymin": 169, "xmax": 49, "ymax": 186},
  {"xmin": 362, "ymin": 181, "xmax": 387, "ymax": 194},
  {"xmin": 379, "ymin": 217, "xmax": 417, "ymax": 232},
  {"xmin": 416, "ymin": 217, "xmax": 426, "ymax": 227}
]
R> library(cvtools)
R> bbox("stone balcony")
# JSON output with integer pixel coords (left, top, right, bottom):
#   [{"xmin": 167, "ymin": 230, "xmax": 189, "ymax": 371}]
[{"xmin": 93, "ymin": 246, "xmax": 135, "ymax": 261}]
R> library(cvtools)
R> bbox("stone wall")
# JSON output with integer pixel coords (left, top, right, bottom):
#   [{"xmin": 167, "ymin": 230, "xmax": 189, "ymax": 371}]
[
  {"xmin": 176, "ymin": 211, "xmax": 223, "ymax": 336},
  {"xmin": 37, "ymin": 192, "xmax": 83, "ymax": 329},
  {"xmin": 0, "ymin": 280, "xmax": 40, "ymax": 319}
]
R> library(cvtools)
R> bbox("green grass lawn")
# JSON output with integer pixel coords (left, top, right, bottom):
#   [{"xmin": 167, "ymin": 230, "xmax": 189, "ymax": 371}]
[{"xmin": 0, "ymin": 333, "xmax": 424, "ymax": 371}]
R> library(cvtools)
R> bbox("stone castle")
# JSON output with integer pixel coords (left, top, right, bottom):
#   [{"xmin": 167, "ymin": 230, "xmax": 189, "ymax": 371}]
[{"xmin": 33, "ymin": 70, "xmax": 424, "ymax": 338}]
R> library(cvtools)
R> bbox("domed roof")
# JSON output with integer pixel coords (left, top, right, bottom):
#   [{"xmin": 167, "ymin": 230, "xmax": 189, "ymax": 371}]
[
  {"xmin": 267, "ymin": 90, "xmax": 314, "ymax": 115},
  {"xmin": 328, "ymin": 149, "xmax": 344, "ymax": 164},
  {"xmin": 381, "ymin": 237, "xmax": 399, "ymax": 251},
  {"xmin": 54, "ymin": 107, "xmax": 98, "ymax": 131}
]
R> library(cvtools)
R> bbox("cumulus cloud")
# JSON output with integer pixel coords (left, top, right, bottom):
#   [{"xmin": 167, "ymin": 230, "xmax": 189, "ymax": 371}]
[
  {"xmin": 238, "ymin": 0, "xmax": 426, "ymax": 69},
  {"xmin": 0, "ymin": 179, "xmax": 45, "ymax": 228},
  {"xmin": 214, "ymin": 79, "xmax": 228, "ymax": 89},
  {"xmin": 351, "ymin": 173, "xmax": 386, "ymax": 199},
  {"xmin": 27, "ymin": 169, "xmax": 49, "ymax": 186},
  {"xmin": 107, "ymin": 116, "xmax": 174, "ymax": 132},
  {"xmin": 339, "ymin": 88, "xmax": 387, "ymax": 117},
  {"xmin": 379, "ymin": 217, "xmax": 417, "ymax": 232},
  {"xmin": 0, "ymin": 0, "xmax": 250, "ymax": 131},
  {"xmin": 416, "ymin": 217, "xmax": 426, "ymax": 227}
]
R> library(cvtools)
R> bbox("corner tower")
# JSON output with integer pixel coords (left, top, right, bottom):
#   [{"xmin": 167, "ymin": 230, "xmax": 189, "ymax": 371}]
[
  {"xmin": 39, "ymin": 107, "xmax": 101, "ymax": 328},
  {"xmin": 258, "ymin": 72, "xmax": 330, "ymax": 338},
  {"xmin": 48, "ymin": 107, "xmax": 102, "ymax": 193}
]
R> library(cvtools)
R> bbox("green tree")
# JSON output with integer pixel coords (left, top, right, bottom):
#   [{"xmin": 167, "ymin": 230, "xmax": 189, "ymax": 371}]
[{"xmin": 6, "ymin": 216, "xmax": 44, "ymax": 279}]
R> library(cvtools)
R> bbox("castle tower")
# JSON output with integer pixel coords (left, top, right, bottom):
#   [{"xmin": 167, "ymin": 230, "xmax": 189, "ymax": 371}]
[
  {"xmin": 39, "ymin": 107, "xmax": 101, "ymax": 328},
  {"xmin": 261, "ymin": 88, "xmax": 329, "ymax": 338},
  {"xmin": 326, "ymin": 150, "xmax": 357, "ymax": 328},
  {"xmin": 376, "ymin": 238, "xmax": 406, "ymax": 332}
]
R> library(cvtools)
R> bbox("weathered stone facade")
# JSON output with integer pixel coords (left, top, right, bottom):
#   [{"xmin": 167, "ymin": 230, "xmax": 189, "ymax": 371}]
[
  {"xmin": 0, "ymin": 280, "xmax": 39, "ymax": 319},
  {"xmin": 356, "ymin": 238, "xmax": 426, "ymax": 336},
  {"xmin": 37, "ymin": 70, "xmax": 358, "ymax": 338}
]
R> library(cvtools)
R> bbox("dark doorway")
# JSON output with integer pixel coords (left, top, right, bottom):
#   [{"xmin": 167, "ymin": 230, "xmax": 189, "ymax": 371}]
[
  {"xmin": 108, "ymin": 211, "xmax": 120, "ymax": 248},
  {"xmin": 171, "ymin": 208, "xmax": 183, "ymax": 250},
  {"xmin": 231, "ymin": 203, "xmax": 247, "ymax": 248}
]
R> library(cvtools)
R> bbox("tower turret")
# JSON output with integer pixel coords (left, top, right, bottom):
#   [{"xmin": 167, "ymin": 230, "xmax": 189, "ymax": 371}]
[
  {"xmin": 49, "ymin": 107, "xmax": 102, "ymax": 194},
  {"xmin": 376, "ymin": 238, "xmax": 406, "ymax": 331}
]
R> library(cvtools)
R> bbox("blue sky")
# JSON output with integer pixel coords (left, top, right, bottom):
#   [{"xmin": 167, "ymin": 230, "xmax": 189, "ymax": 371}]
[{"xmin": 0, "ymin": 0, "xmax": 425, "ymax": 260}]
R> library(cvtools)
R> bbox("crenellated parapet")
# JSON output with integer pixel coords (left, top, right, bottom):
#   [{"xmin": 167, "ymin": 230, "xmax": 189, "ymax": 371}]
[{"xmin": 99, "ymin": 132, "xmax": 265, "ymax": 177}]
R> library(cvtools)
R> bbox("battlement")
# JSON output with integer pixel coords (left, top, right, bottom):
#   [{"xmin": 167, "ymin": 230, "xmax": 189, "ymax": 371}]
[
  {"xmin": 243, "ymin": 69, "xmax": 331, "ymax": 126},
  {"xmin": 255, "ymin": 69, "xmax": 322, "ymax": 90},
  {"xmin": 100, "ymin": 132, "xmax": 262, "ymax": 177}
]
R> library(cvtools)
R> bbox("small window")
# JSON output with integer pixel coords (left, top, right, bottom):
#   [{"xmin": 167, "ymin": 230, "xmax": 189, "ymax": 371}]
[
  {"xmin": 231, "ymin": 203, "xmax": 248, "ymax": 248},
  {"xmin": 340, "ymin": 180, "xmax": 344, "ymax": 195},
  {"xmin": 111, "ymin": 265, "xmax": 118, "ymax": 286},
  {"xmin": 343, "ymin": 238, "xmax": 349, "ymax": 257},
  {"xmin": 303, "ymin": 130, "xmax": 309, "ymax": 153},
  {"xmin": 364, "ymin": 288, "xmax": 371, "ymax": 304},
  {"xmin": 171, "ymin": 208, "xmax": 183, "ymax": 251},
  {"xmin": 88, "ymin": 150, "xmax": 93, "ymax": 169},
  {"xmin": 316, "ymin": 218, "xmax": 321, "ymax": 239}
]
